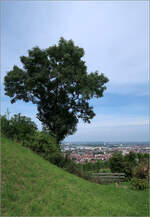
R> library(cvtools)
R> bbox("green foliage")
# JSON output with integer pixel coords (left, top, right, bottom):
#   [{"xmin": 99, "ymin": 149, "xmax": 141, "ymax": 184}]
[
  {"xmin": 133, "ymin": 158, "xmax": 149, "ymax": 179},
  {"xmin": 130, "ymin": 178, "xmax": 148, "ymax": 190},
  {"xmin": 99, "ymin": 168, "xmax": 111, "ymax": 173},
  {"xmin": 123, "ymin": 151, "xmax": 138, "ymax": 178},
  {"xmin": 64, "ymin": 160, "xmax": 92, "ymax": 181},
  {"xmin": 78, "ymin": 159, "xmax": 110, "ymax": 173},
  {"xmin": 0, "ymin": 114, "xmax": 11, "ymax": 137},
  {"xmin": 4, "ymin": 37, "xmax": 109, "ymax": 142},
  {"xmin": 109, "ymin": 151, "xmax": 149, "ymax": 181},
  {"xmin": 23, "ymin": 131, "xmax": 63, "ymax": 166},
  {"xmin": 11, "ymin": 113, "xmax": 37, "ymax": 142},
  {"xmin": 0, "ymin": 113, "xmax": 37, "ymax": 142},
  {"xmin": 109, "ymin": 152, "xmax": 125, "ymax": 173},
  {"xmin": 137, "ymin": 152, "xmax": 149, "ymax": 163}
]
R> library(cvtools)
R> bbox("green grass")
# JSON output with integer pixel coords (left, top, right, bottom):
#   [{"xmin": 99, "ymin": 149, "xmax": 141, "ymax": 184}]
[{"xmin": 1, "ymin": 136, "xmax": 149, "ymax": 216}]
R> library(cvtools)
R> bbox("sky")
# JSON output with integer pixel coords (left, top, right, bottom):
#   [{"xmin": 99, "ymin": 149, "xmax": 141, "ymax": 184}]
[{"xmin": 1, "ymin": 1, "xmax": 149, "ymax": 142}]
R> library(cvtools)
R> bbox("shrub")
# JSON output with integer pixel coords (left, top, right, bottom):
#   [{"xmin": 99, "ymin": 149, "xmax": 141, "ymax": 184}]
[
  {"xmin": 63, "ymin": 158, "xmax": 92, "ymax": 181},
  {"xmin": 123, "ymin": 152, "xmax": 138, "ymax": 179},
  {"xmin": 64, "ymin": 161, "xmax": 79, "ymax": 174},
  {"xmin": 109, "ymin": 152, "xmax": 125, "ymax": 173},
  {"xmin": 133, "ymin": 158, "xmax": 149, "ymax": 179},
  {"xmin": 24, "ymin": 131, "xmax": 64, "ymax": 166},
  {"xmin": 10, "ymin": 114, "xmax": 37, "ymax": 142},
  {"xmin": 0, "ymin": 113, "xmax": 37, "ymax": 142},
  {"xmin": 0, "ymin": 115, "xmax": 11, "ymax": 138},
  {"xmin": 109, "ymin": 151, "xmax": 139, "ymax": 179},
  {"xmin": 99, "ymin": 168, "xmax": 111, "ymax": 173},
  {"xmin": 130, "ymin": 177, "xmax": 148, "ymax": 190}
]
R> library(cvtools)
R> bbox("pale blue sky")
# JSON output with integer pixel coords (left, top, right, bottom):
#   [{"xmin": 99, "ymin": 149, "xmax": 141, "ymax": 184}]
[{"xmin": 1, "ymin": 1, "xmax": 149, "ymax": 142}]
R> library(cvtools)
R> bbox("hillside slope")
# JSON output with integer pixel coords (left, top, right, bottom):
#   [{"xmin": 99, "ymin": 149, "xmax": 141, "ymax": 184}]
[{"xmin": 1, "ymin": 137, "xmax": 149, "ymax": 216}]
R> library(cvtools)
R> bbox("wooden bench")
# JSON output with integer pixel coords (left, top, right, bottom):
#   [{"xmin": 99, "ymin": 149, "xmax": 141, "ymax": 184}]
[{"xmin": 92, "ymin": 172, "xmax": 125, "ymax": 183}]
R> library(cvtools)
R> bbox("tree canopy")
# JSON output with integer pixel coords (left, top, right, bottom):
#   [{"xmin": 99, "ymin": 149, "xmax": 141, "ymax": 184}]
[{"xmin": 4, "ymin": 37, "xmax": 109, "ymax": 143}]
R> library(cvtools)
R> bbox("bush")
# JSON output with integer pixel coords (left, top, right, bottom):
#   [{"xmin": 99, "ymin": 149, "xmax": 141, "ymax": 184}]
[
  {"xmin": 99, "ymin": 168, "xmax": 111, "ymax": 173},
  {"xmin": 62, "ymin": 158, "xmax": 92, "ymax": 181},
  {"xmin": 0, "ymin": 113, "xmax": 37, "ymax": 142},
  {"xmin": 123, "ymin": 152, "xmax": 138, "ymax": 179},
  {"xmin": 133, "ymin": 158, "xmax": 149, "ymax": 179},
  {"xmin": 130, "ymin": 177, "xmax": 148, "ymax": 190},
  {"xmin": 0, "ymin": 115, "xmax": 11, "ymax": 138},
  {"xmin": 11, "ymin": 114, "xmax": 37, "ymax": 142},
  {"xmin": 109, "ymin": 152, "xmax": 125, "ymax": 173},
  {"xmin": 109, "ymin": 151, "xmax": 139, "ymax": 179},
  {"xmin": 24, "ymin": 131, "xmax": 64, "ymax": 167}
]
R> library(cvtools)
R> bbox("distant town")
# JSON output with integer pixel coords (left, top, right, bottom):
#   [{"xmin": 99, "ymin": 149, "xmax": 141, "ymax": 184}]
[{"xmin": 61, "ymin": 142, "xmax": 150, "ymax": 164}]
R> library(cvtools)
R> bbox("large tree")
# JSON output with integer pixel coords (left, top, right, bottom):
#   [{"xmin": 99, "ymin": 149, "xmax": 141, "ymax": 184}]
[{"xmin": 4, "ymin": 38, "xmax": 109, "ymax": 143}]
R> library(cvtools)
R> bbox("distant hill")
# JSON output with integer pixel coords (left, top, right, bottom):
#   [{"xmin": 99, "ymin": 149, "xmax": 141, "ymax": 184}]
[{"xmin": 1, "ymin": 136, "xmax": 149, "ymax": 216}]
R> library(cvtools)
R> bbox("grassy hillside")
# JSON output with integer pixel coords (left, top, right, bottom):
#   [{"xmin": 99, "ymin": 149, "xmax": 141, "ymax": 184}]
[{"xmin": 1, "ymin": 136, "xmax": 149, "ymax": 216}]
